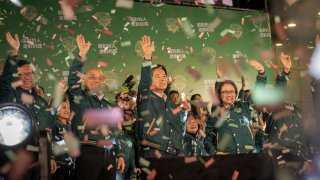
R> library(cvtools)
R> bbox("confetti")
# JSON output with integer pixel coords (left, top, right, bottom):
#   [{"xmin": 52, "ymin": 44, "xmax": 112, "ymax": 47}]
[
  {"xmin": 231, "ymin": 170, "xmax": 239, "ymax": 180},
  {"xmin": 185, "ymin": 65, "xmax": 201, "ymax": 81},
  {"xmin": 107, "ymin": 164, "xmax": 113, "ymax": 171},
  {"xmin": 139, "ymin": 157, "xmax": 150, "ymax": 167},
  {"xmin": 282, "ymin": 149, "xmax": 290, "ymax": 154},
  {"xmin": 154, "ymin": 150, "xmax": 162, "ymax": 159},
  {"xmin": 115, "ymin": 0, "xmax": 134, "ymax": 9},
  {"xmin": 146, "ymin": 169, "xmax": 157, "ymax": 180},
  {"xmin": 46, "ymin": 58, "xmax": 52, "ymax": 66},
  {"xmin": 146, "ymin": 118, "xmax": 156, "ymax": 135},
  {"xmin": 5, "ymin": 150, "xmax": 16, "ymax": 161},
  {"xmin": 184, "ymin": 156, "xmax": 197, "ymax": 164},
  {"xmin": 26, "ymin": 145, "xmax": 39, "ymax": 152},
  {"xmin": 218, "ymin": 34, "xmax": 233, "ymax": 45},
  {"xmin": 278, "ymin": 160, "xmax": 286, "ymax": 165},
  {"xmin": 204, "ymin": 158, "xmax": 215, "ymax": 168},
  {"xmin": 98, "ymin": 61, "xmax": 108, "ymax": 67},
  {"xmin": 120, "ymin": 41, "xmax": 131, "ymax": 47}
]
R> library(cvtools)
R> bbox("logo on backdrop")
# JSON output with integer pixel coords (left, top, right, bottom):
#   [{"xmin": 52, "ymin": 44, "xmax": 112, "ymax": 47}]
[
  {"xmin": 201, "ymin": 47, "xmax": 216, "ymax": 64},
  {"xmin": 94, "ymin": 12, "xmax": 112, "ymax": 28},
  {"xmin": 21, "ymin": 37, "xmax": 43, "ymax": 49},
  {"xmin": 167, "ymin": 47, "xmax": 187, "ymax": 62},
  {"xmin": 98, "ymin": 43, "xmax": 118, "ymax": 55},
  {"xmin": 172, "ymin": 75, "xmax": 187, "ymax": 92},
  {"xmin": 196, "ymin": 22, "xmax": 214, "ymax": 32},
  {"xmin": 20, "ymin": 5, "xmax": 38, "ymax": 21},
  {"xmin": 229, "ymin": 24, "xmax": 243, "ymax": 39},
  {"xmin": 166, "ymin": 18, "xmax": 180, "ymax": 33},
  {"xmin": 128, "ymin": 16, "xmax": 149, "ymax": 27},
  {"xmin": 62, "ymin": 37, "xmax": 77, "ymax": 52}
]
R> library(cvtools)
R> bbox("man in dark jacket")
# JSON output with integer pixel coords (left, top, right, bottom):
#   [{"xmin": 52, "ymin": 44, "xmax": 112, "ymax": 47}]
[
  {"xmin": 0, "ymin": 32, "xmax": 57, "ymax": 178},
  {"xmin": 137, "ymin": 35, "xmax": 184, "ymax": 158},
  {"xmin": 67, "ymin": 34, "xmax": 125, "ymax": 179}
]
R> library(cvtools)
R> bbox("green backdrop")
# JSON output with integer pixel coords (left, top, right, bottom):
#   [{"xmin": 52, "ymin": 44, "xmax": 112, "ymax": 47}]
[{"xmin": 0, "ymin": 0, "xmax": 273, "ymax": 102}]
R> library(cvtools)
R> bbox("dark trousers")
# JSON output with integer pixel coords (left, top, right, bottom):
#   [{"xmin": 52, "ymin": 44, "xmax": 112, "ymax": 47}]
[
  {"xmin": 52, "ymin": 165, "xmax": 74, "ymax": 180},
  {"xmin": 75, "ymin": 145, "xmax": 116, "ymax": 180}
]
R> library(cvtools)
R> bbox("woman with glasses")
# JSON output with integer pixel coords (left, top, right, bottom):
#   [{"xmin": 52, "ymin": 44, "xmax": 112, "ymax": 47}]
[{"xmin": 204, "ymin": 60, "xmax": 267, "ymax": 155}]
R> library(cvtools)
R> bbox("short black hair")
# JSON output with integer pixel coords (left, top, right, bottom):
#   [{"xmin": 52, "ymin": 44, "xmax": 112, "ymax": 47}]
[
  {"xmin": 37, "ymin": 86, "xmax": 44, "ymax": 92},
  {"xmin": 17, "ymin": 60, "xmax": 30, "ymax": 68},
  {"xmin": 169, "ymin": 90, "xmax": 179, "ymax": 97},
  {"xmin": 152, "ymin": 64, "xmax": 167, "ymax": 76}
]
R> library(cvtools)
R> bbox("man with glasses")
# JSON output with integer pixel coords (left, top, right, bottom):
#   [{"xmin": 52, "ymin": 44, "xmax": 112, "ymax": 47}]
[
  {"xmin": 0, "ymin": 32, "xmax": 57, "ymax": 178},
  {"xmin": 67, "ymin": 34, "xmax": 125, "ymax": 179}
]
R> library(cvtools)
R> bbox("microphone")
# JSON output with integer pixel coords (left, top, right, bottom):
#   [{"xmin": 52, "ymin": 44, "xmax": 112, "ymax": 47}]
[{"xmin": 122, "ymin": 75, "xmax": 134, "ymax": 86}]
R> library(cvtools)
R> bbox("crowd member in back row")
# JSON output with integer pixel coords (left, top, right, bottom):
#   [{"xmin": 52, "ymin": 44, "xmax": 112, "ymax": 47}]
[
  {"xmin": 67, "ymin": 34, "xmax": 125, "ymax": 180},
  {"xmin": 183, "ymin": 112, "xmax": 209, "ymax": 157},
  {"xmin": 52, "ymin": 98, "xmax": 75, "ymax": 180},
  {"xmin": 261, "ymin": 53, "xmax": 312, "ymax": 175},
  {"xmin": 0, "ymin": 32, "xmax": 57, "ymax": 179}
]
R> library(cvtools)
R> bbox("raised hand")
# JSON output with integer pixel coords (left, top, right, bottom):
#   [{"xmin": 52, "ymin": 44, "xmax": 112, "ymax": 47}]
[
  {"xmin": 241, "ymin": 75, "xmax": 247, "ymax": 90},
  {"xmin": 279, "ymin": 52, "xmax": 291, "ymax": 73},
  {"xmin": 58, "ymin": 79, "xmax": 68, "ymax": 93},
  {"xmin": 76, "ymin": 34, "xmax": 91, "ymax": 60},
  {"xmin": 139, "ymin": 35, "xmax": 154, "ymax": 60},
  {"xmin": 167, "ymin": 74, "xmax": 176, "ymax": 86},
  {"xmin": 6, "ymin": 32, "xmax": 20, "ymax": 54},
  {"xmin": 216, "ymin": 67, "xmax": 222, "ymax": 78},
  {"xmin": 248, "ymin": 60, "xmax": 264, "ymax": 73}
]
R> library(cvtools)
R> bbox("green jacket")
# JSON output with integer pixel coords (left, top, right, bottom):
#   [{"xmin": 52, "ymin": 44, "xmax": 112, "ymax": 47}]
[
  {"xmin": 0, "ymin": 55, "xmax": 55, "ymax": 131},
  {"xmin": 137, "ymin": 61, "xmax": 183, "ymax": 155},
  {"xmin": 205, "ymin": 72, "xmax": 267, "ymax": 154},
  {"xmin": 53, "ymin": 120, "xmax": 75, "ymax": 169},
  {"xmin": 115, "ymin": 130, "xmax": 137, "ymax": 179},
  {"xmin": 67, "ymin": 58, "xmax": 123, "ymax": 156},
  {"xmin": 183, "ymin": 133, "xmax": 209, "ymax": 157}
]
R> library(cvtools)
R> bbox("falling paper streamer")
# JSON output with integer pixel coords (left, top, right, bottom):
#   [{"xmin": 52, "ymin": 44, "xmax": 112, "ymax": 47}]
[
  {"xmin": 84, "ymin": 108, "xmax": 124, "ymax": 128},
  {"xmin": 115, "ymin": 0, "xmax": 134, "ymax": 9}
]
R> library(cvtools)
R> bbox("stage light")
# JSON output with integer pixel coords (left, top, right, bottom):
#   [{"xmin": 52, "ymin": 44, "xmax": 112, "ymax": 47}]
[
  {"xmin": 287, "ymin": 23, "xmax": 296, "ymax": 28},
  {"xmin": 275, "ymin": 43, "xmax": 283, "ymax": 47},
  {"xmin": 0, "ymin": 103, "xmax": 34, "ymax": 148}
]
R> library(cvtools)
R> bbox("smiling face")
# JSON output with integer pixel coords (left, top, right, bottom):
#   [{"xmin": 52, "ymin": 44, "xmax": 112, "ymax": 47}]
[
  {"xmin": 57, "ymin": 101, "xmax": 71, "ymax": 121},
  {"xmin": 220, "ymin": 83, "xmax": 236, "ymax": 107},
  {"xmin": 169, "ymin": 92, "xmax": 179, "ymax": 105},
  {"xmin": 17, "ymin": 64, "xmax": 35, "ymax": 90},
  {"xmin": 186, "ymin": 115, "xmax": 199, "ymax": 134},
  {"xmin": 84, "ymin": 68, "xmax": 105, "ymax": 92},
  {"xmin": 151, "ymin": 67, "xmax": 167, "ymax": 92}
]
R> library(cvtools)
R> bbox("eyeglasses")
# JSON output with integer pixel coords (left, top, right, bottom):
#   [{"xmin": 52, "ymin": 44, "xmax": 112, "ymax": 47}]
[
  {"xmin": 18, "ymin": 72, "xmax": 34, "ymax": 78},
  {"xmin": 86, "ymin": 76, "xmax": 104, "ymax": 81},
  {"xmin": 220, "ymin": 91, "xmax": 236, "ymax": 95}
]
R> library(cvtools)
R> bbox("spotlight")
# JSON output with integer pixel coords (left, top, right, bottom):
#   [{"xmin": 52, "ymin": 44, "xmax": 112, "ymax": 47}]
[
  {"xmin": 287, "ymin": 23, "xmax": 296, "ymax": 28},
  {"xmin": 0, "ymin": 103, "xmax": 34, "ymax": 149}
]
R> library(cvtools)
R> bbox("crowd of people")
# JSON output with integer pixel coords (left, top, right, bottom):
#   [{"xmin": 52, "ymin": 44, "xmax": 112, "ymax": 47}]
[{"xmin": 0, "ymin": 32, "xmax": 319, "ymax": 179}]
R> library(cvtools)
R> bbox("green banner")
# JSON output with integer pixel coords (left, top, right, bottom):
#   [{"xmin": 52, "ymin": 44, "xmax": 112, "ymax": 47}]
[{"xmin": 0, "ymin": 0, "xmax": 273, "ymax": 101}]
